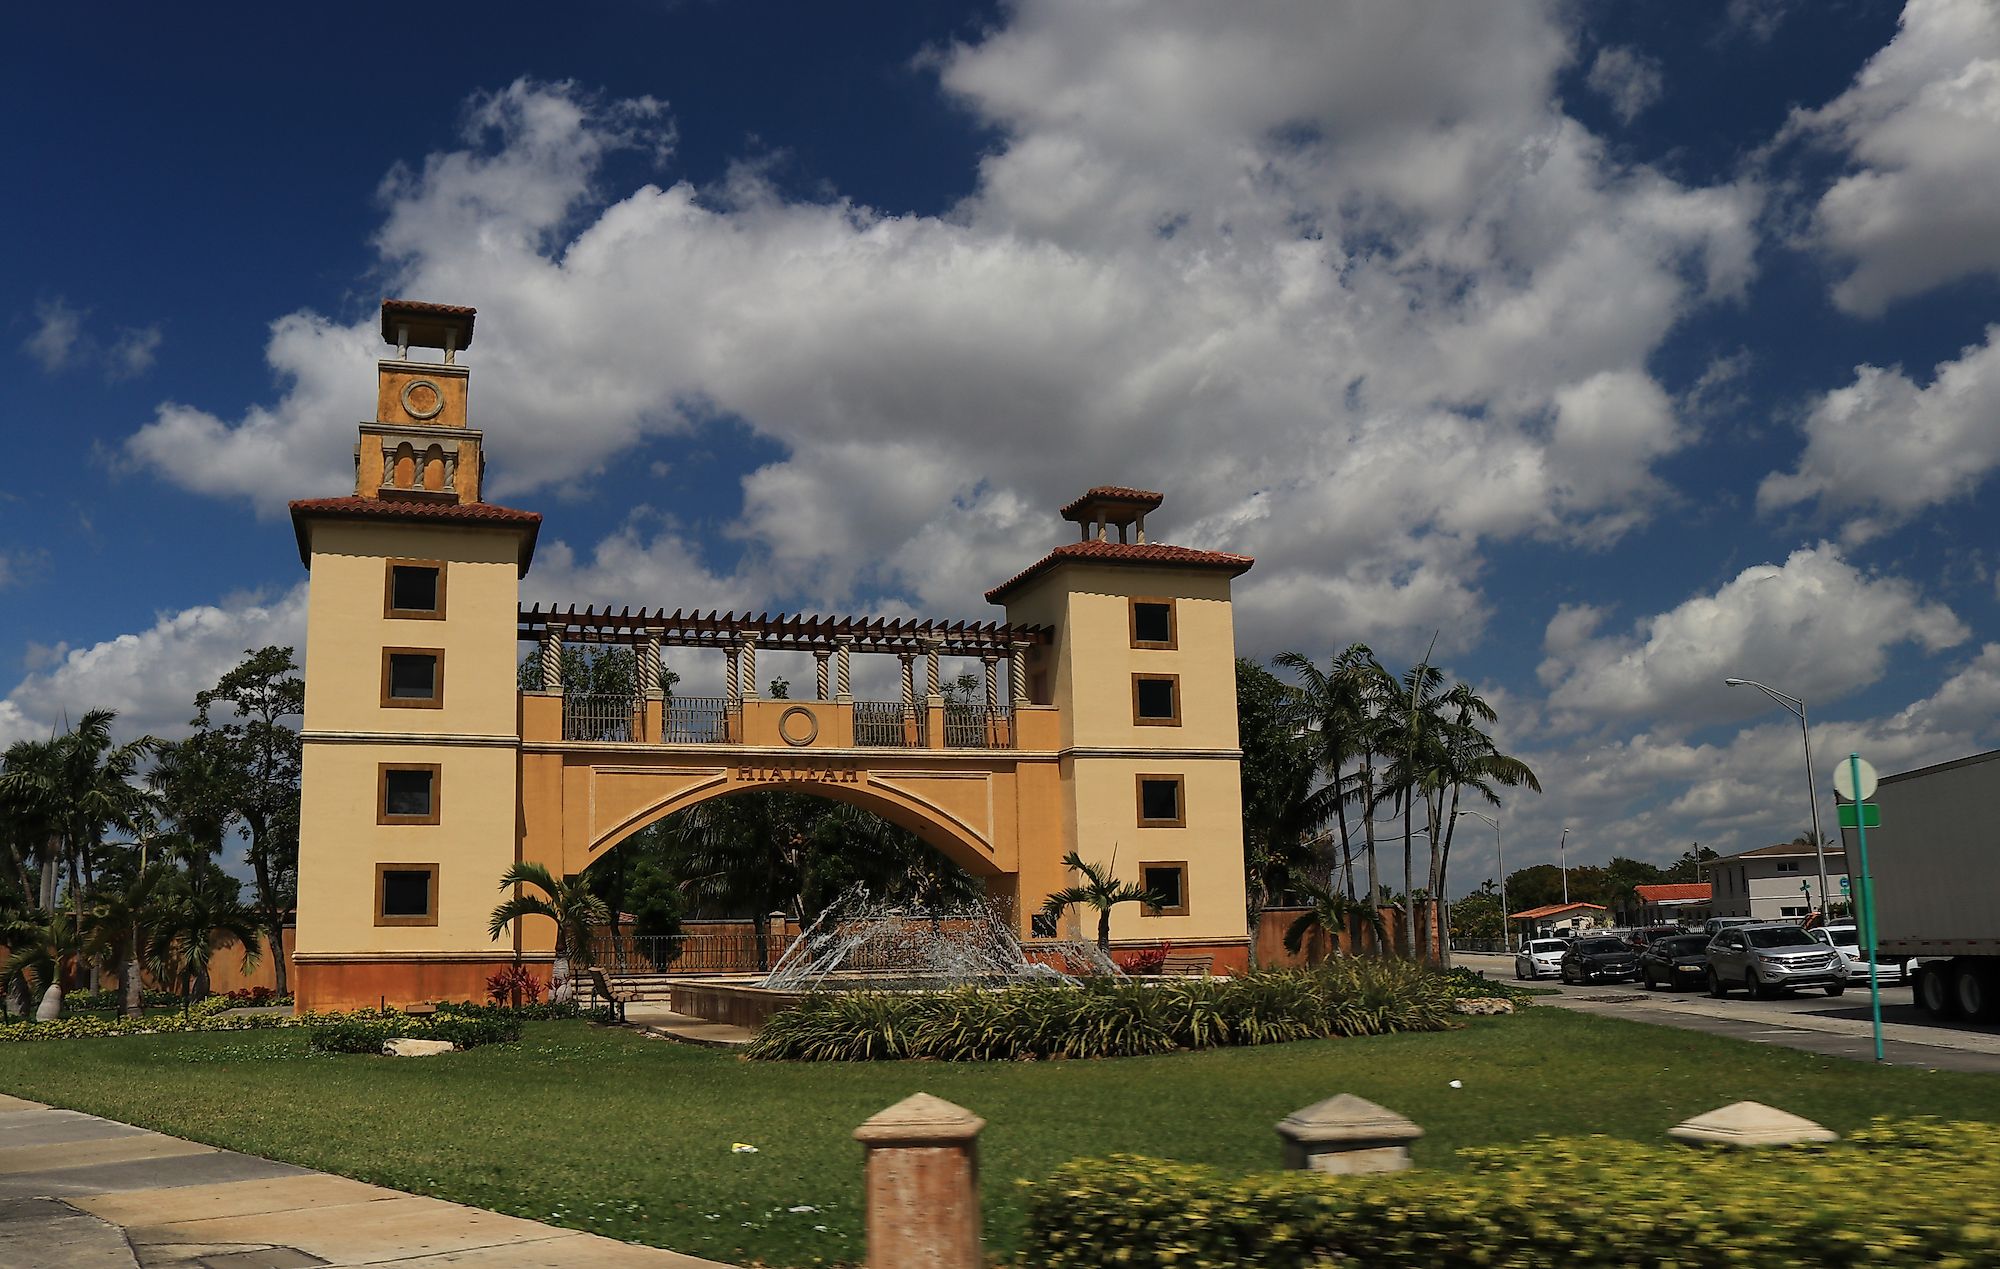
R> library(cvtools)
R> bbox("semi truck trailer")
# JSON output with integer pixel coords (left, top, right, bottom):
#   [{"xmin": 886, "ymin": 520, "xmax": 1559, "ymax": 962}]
[{"xmin": 1868, "ymin": 748, "xmax": 2000, "ymax": 1022}]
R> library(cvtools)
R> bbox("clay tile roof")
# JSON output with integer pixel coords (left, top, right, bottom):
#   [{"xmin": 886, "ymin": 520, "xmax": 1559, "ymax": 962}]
[
  {"xmin": 380, "ymin": 299, "xmax": 477, "ymax": 348},
  {"xmin": 1059, "ymin": 486, "xmax": 1165, "ymax": 520},
  {"xmin": 984, "ymin": 539, "xmax": 1254, "ymax": 604},
  {"xmin": 1507, "ymin": 902, "xmax": 1607, "ymax": 920},
  {"xmin": 1634, "ymin": 883, "xmax": 1711, "ymax": 903},
  {"xmin": 290, "ymin": 496, "xmax": 539, "ymax": 574}
]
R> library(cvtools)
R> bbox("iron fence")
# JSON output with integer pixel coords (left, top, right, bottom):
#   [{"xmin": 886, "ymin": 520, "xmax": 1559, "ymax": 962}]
[
  {"xmin": 663, "ymin": 695, "xmax": 738, "ymax": 744},
  {"xmin": 588, "ymin": 930, "xmax": 796, "ymax": 975},
  {"xmin": 854, "ymin": 700, "xmax": 926, "ymax": 747},
  {"xmin": 563, "ymin": 693, "xmax": 640, "ymax": 742},
  {"xmin": 944, "ymin": 704, "xmax": 1014, "ymax": 749}
]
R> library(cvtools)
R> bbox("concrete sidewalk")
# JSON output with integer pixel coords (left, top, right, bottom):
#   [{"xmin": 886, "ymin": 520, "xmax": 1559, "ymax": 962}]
[{"xmin": 0, "ymin": 1094, "xmax": 729, "ymax": 1268}]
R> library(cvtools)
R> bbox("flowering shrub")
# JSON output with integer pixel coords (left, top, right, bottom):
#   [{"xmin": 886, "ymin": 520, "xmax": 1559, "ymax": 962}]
[
  {"xmin": 223, "ymin": 987, "xmax": 291, "ymax": 1006},
  {"xmin": 1112, "ymin": 942, "xmax": 1172, "ymax": 975},
  {"xmin": 1018, "ymin": 1119, "xmax": 2000, "ymax": 1267},
  {"xmin": 485, "ymin": 964, "xmax": 545, "ymax": 1005}
]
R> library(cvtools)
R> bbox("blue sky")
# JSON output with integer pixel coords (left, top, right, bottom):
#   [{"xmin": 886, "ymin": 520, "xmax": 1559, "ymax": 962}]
[{"xmin": 5, "ymin": 1, "xmax": 1999, "ymax": 894}]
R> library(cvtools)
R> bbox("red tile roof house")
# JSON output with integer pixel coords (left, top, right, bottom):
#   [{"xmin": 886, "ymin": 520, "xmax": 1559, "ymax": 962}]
[
  {"xmin": 1634, "ymin": 882, "xmax": 1713, "ymax": 927},
  {"xmin": 1508, "ymin": 901, "xmax": 1607, "ymax": 936}
]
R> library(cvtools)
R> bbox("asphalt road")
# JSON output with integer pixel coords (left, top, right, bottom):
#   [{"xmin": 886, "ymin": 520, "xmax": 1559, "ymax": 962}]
[{"xmin": 1456, "ymin": 952, "xmax": 2000, "ymax": 1074}]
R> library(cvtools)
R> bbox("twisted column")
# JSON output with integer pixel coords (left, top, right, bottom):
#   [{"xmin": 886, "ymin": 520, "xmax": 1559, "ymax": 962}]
[
  {"xmin": 1009, "ymin": 641, "xmax": 1029, "ymax": 707},
  {"xmin": 983, "ymin": 655, "xmax": 1000, "ymax": 710},
  {"xmin": 898, "ymin": 653, "xmax": 917, "ymax": 708},
  {"xmin": 541, "ymin": 627, "xmax": 564, "ymax": 693},
  {"xmin": 741, "ymin": 632, "xmax": 760, "ymax": 699},
  {"xmin": 639, "ymin": 634, "xmax": 664, "ymax": 700},
  {"xmin": 725, "ymin": 642, "xmax": 740, "ymax": 702},
  {"xmin": 924, "ymin": 637, "xmax": 943, "ymax": 703},
  {"xmin": 814, "ymin": 649, "xmax": 832, "ymax": 700},
  {"xmin": 835, "ymin": 635, "xmax": 854, "ymax": 702}
]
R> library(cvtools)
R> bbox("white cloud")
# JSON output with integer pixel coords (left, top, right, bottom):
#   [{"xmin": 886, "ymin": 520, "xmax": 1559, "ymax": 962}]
[
  {"xmin": 123, "ymin": 5, "xmax": 1759, "ymax": 658},
  {"xmin": 109, "ymin": 326, "xmax": 162, "ymax": 378},
  {"xmin": 1586, "ymin": 46, "xmax": 1666, "ymax": 124},
  {"xmin": 23, "ymin": 298, "xmax": 83, "ymax": 372},
  {"xmin": 1538, "ymin": 544, "xmax": 1967, "ymax": 728},
  {"xmin": 1787, "ymin": 0, "xmax": 2000, "ymax": 313},
  {"xmin": 0, "ymin": 587, "xmax": 306, "ymax": 748},
  {"xmin": 1758, "ymin": 325, "xmax": 2000, "ymax": 541},
  {"xmin": 19, "ymin": 296, "xmax": 162, "ymax": 379}
]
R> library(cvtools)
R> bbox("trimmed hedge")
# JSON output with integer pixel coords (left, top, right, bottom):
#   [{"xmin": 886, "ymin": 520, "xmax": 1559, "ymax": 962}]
[
  {"xmin": 1019, "ymin": 1119, "xmax": 2000, "ymax": 1267},
  {"xmin": 305, "ymin": 1011, "xmax": 522, "ymax": 1054},
  {"xmin": 0, "ymin": 998, "xmax": 597, "ymax": 1045},
  {"xmin": 747, "ymin": 960, "xmax": 1459, "ymax": 1061}
]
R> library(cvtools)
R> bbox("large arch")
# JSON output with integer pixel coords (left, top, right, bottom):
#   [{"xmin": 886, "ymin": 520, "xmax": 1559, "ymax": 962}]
[{"xmin": 574, "ymin": 771, "xmax": 1008, "ymax": 880}]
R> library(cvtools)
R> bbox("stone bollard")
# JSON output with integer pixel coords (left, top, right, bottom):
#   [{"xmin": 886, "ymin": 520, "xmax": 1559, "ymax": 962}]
[
  {"xmin": 854, "ymin": 1094, "xmax": 985, "ymax": 1269},
  {"xmin": 1276, "ymin": 1094, "xmax": 1423, "ymax": 1175},
  {"xmin": 1669, "ymin": 1101, "xmax": 1837, "ymax": 1148}
]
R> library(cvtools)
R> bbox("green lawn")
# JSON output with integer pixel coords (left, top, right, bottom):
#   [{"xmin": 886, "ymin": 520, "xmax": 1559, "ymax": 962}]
[{"xmin": 1, "ymin": 1009, "xmax": 1995, "ymax": 1266}]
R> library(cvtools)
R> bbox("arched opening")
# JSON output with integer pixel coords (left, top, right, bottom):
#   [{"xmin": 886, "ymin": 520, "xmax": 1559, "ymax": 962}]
[{"xmin": 582, "ymin": 785, "xmax": 994, "ymax": 973}]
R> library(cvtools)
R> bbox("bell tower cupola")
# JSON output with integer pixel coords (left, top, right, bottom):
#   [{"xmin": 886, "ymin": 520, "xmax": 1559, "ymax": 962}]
[{"xmin": 357, "ymin": 299, "xmax": 484, "ymax": 503}]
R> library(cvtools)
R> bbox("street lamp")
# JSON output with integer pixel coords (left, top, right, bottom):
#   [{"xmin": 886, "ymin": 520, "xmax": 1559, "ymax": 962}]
[
  {"xmin": 1558, "ymin": 826, "xmax": 1570, "ymax": 905},
  {"xmin": 1455, "ymin": 810, "xmax": 1506, "ymax": 952},
  {"xmin": 1724, "ymin": 677, "xmax": 1831, "ymax": 920}
]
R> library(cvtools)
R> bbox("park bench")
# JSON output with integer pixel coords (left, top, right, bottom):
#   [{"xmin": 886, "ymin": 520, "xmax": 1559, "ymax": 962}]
[
  {"xmin": 1161, "ymin": 952, "xmax": 1213, "ymax": 977},
  {"xmin": 587, "ymin": 967, "xmax": 636, "ymax": 1022}
]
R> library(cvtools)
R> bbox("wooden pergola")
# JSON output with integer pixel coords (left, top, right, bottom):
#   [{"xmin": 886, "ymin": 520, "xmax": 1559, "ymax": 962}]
[{"xmin": 517, "ymin": 605, "xmax": 1052, "ymax": 706}]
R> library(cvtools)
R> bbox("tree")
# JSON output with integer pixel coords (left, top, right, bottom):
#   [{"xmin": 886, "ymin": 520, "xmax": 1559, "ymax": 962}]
[
  {"xmin": 0, "ymin": 710, "xmax": 156, "ymax": 914},
  {"xmin": 488, "ymin": 862, "xmax": 612, "ymax": 990},
  {"xmin": 1449, "ymin": 880, "xmax": 1504, "ymax": 943},
  {"xmin": 1663, "ymin": 844, "xmax": 1718, "ymax": 883},
  {"xmin": 3, "ymin": 910, "xmax": 85, "ymax": 1018},
  {"xmin": 1039, "ymin": 851, "xmax": 1164, "ymax": 950},
  {"xmin": 1281, "ymin": 876, "xmax": 1386, "ymax": 962},
  {"xmin": 1604, "ymin": 856, "xmax": 1665, "ymax": 925},
  {"xmin": 146, "ymin": 863, "xmax": 261, "ymax": 1009},
  {"xmin": 1235, "ymin": 658, "xmax": 1317, "ymax": 960},
  {"xmin": 191, "ymin": 648, "xmax": 303, "ymax": 995},
  {"xmin": 82, "ymin": 860, "xmax": 170, "ymax": 1018}
]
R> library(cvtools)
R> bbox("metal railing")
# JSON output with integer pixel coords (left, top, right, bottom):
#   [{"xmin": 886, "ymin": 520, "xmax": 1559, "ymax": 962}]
[
  {"xmin": 588, "ymin": 930, "xmax": 796, "ymax": 975},
  {"xmin": 854, "ymin": 700, "xmax": 927, "ymax": 747},
  {"xmin": 944, "ymin": 704, "xmax": 1014, "ymax": 749},
  {"xmin": 563, "ymin": 693, "xmax": 640, "ymax": 742},
  {"xmin": 663, "ymin": 695, "xmax": 737, "ymax": 744}
]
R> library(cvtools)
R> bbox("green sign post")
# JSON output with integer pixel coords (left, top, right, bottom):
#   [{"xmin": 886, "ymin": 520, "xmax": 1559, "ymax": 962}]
[{"xmin": 1834, "ymin": 753, "xmax": 1884, "ymax": 1063}]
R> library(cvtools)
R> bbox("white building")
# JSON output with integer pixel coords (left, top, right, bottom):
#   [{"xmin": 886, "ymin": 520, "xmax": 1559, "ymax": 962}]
[{"xmin": 1703, "ymin": 843, "xmax": 1849, "ymax": 922}]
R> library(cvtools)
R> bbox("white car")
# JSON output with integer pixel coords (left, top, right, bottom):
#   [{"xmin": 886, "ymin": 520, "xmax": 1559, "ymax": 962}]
[
  {"xmin": 1808, "ymin": 923, "xmax": 1908, "ymax": 985},
  {"xmin": 1515, "ymin": 937, "xmax": 1568, "ymax": 980}
]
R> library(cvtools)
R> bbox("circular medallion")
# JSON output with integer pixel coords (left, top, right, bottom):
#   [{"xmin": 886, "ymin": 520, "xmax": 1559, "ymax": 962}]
[
  {"xmin": 400, "ymin": 378, "xmax": 445, "ymax": 421},
  {"xmin": 778, "ymin": 705, "xmax": 820, "ymax": 747}
]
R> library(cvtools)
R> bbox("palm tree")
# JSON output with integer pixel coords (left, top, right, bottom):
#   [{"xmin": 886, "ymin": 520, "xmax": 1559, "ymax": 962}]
[
  {"xmin": 1428, "ymin": 685, "xmax": 1540, "ymax": 959},
  {"xmin": 1281, "ymin": 876, "xmax": 1388, "ymax": 962},
  {"xmin": 1277, "ymin": 644, "xmax": 1397, "ymax": 921},
  {"xmin": 1039, "ymin": 851, "xmax": 1164, "ymax": 951},
  {"xmin": 488, "ymin": 862, "xmax": 612, "ymax": 997},
  {"xmin": 147, "ymin": 864, "xmax": 262, "ymax": 1010},
  {"xmin": 83, "ymin": 862, "xmax": 170, "ymax": 1019},
  {"xmin": 0, "ymin": 711, "xmax": 156, "ymax": 914},
  {"xmin": 5, "ymin": 909, "xmax": 88, "ymax": 1019}
]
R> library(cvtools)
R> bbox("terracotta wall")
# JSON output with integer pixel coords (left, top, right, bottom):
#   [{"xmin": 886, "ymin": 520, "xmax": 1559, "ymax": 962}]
[{"xmin": 1251, "ymin": 904, "xmax": 1442, "ymax": 966}]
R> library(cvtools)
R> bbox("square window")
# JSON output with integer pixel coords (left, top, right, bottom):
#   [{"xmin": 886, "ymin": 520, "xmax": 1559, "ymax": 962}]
[
  {"xmin": 1132, "ymin": 674, "xmax": 1180, "ymax": 725},
  {"xmin": 1030, "ymin": 912, "xmax": 1059, "ymax": 939},
  {"xmin": 376, "ymin": 863, "xmax": 438, "ymax": 926},
  {"xmin": 382, "ymin": 648, "xmax": 443, "ymax": 708},
  {"xmin": 1129, "ymin": 598, "xmax": 1176, "ymax": 649},
  {"xmin": 385, "ymin": 560, "xmax": 445, "ymax": 618},
  {"xmin": 1140, "ymin": 863, "xmax": 1189, "ymax": 916},
  {"xmin": 378, "ymin": 764, "xmax": 440, "ymax": 824},
  {"xmin": 1135, "ymin": 775, "xmax": 1185, "ymax": 827}
]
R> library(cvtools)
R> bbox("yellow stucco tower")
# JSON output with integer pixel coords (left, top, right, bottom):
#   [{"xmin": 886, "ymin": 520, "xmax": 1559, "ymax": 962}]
[
  {"xmin": 986, "ymin": 487, "xmax": 1253, "ymax": 953},
  {"xmin": 289, "ymin": 301, "xmax": 542, "ymax": 1012}
]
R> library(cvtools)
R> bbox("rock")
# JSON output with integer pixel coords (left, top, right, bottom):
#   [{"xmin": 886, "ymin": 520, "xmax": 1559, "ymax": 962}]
[
  {"xmin": 1452, "ymin": 997, "xmax": 1515, "ymax": 1015},
  {"xmin": 1670, "ymin": 1101, "xmax": 1837, "ymax": 1148},
  {"xmin": 382, "ymin": 1037, "xmax": 457, "ymax": 1057}
]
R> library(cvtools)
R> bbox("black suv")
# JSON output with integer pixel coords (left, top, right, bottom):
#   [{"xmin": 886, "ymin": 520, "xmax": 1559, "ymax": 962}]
[{"xmin": 1560, "ymin": 936, "xmax": 1640, "ymax": 985}]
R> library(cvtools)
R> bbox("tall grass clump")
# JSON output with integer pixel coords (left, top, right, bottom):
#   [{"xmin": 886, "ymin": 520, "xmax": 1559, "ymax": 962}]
[{"xmin": 746, "ymin": 960, "xmax": 1460, "ymax": 1061}]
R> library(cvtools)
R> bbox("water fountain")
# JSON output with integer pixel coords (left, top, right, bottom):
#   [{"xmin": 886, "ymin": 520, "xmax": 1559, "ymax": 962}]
[{"xmin": 671, "ymin": 886, "xmax": 1119, "ymax": 1028}]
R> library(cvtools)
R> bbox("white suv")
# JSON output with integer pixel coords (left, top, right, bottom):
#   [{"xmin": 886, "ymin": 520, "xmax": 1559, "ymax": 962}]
[
  {"xmin": 1515, "ymin": 937, "xmax": 1568, "ymax": 981},
  {"xmin": 1707, "ymin": 923, "xmax": 1845, "ymax": 998},
  {"xmin": 1809, "ymin": 923, "xmax": 1908, "ymax": 984}
]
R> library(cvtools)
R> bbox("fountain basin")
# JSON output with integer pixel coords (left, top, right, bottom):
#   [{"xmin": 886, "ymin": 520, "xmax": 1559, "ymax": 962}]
[{"xmin": 671, "ymin": 970, "xmax": 1072, "ymax": 1030}]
